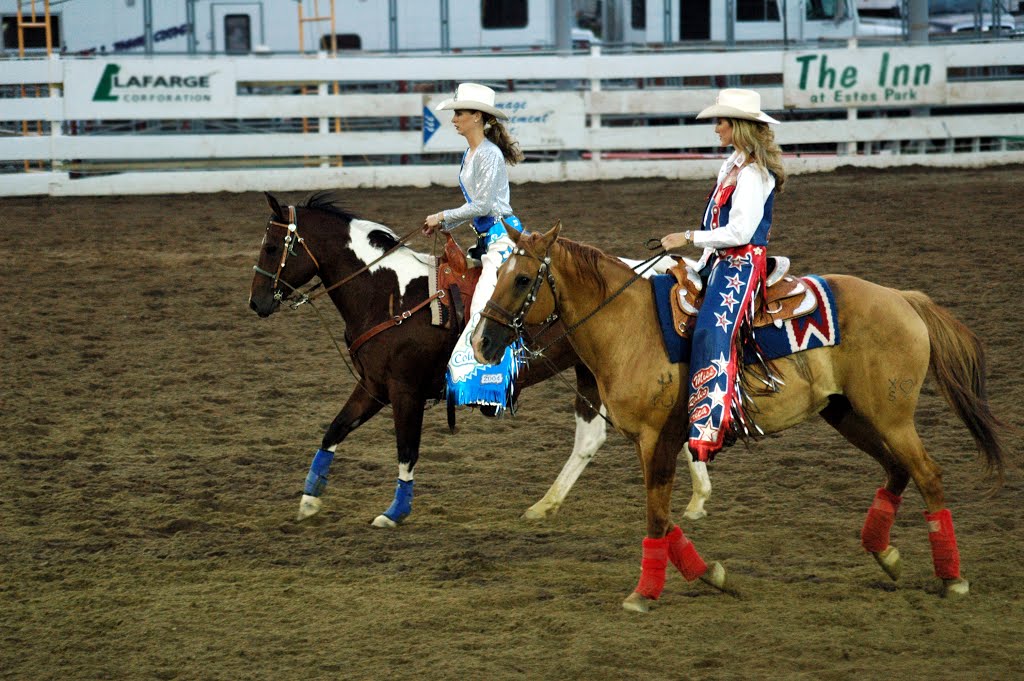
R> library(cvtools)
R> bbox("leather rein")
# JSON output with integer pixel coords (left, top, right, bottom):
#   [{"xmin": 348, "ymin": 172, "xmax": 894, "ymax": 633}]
[
  {"xmin": 478, "ymin": 237, "xmax": 665, "ymax": 431},
  {"xmin": 252, "ymin": 205, "xmax": 442, "ymax": 356},
  {"xmin": 481, "ymin": 238, "xmax": 666, "ymax": 360}
]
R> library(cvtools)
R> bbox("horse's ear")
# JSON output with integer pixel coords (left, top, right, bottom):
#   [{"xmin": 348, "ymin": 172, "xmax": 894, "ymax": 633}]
[
  {"xmin": 265, "ymin": 192, "xmax": 285, "ymax": 220},
  {"xmin": 542, "ymin": 220, "xmax": 562, "ymax": 245},
  {"xmin": 502, "ymin": 218, "xmax": 522, "ymax": 243}
]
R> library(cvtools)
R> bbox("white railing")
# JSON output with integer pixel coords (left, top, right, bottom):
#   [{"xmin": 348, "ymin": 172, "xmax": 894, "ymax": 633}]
[{"xmin": 2, "ymin": 42, "xmax": 1023, "ymax": 196}]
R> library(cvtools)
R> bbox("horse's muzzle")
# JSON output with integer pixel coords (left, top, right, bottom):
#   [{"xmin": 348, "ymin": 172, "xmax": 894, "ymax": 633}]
[
  {"xmin": 473, "ymin": 318, "xmax": 513, "ymax": 365},
  {"xmin": 248, "ymin": 296, "xmax": 279, "ymax": 318}
]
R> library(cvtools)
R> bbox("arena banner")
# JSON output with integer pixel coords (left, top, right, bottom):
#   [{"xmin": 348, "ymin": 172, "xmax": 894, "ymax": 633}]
[
  {"xmin": 64, "ymin": 59, "xmax": 236, "ymax": 119},
  {"xmin": 784, "ymin": 47, "xmax": 946, "ymax": 109},
  {"xmin": 422, "ymin": 92, "xmax": 585, "ymax": 151}
]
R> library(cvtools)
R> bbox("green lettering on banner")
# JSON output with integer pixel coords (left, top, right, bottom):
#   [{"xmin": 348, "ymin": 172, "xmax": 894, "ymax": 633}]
[
  {"xmin": 795, "ymin": 54, "xmax": 817, "ymax": 90},
  {"xmin": 92, "ymin": 64, "xmax": 120, "ymax": 101}
]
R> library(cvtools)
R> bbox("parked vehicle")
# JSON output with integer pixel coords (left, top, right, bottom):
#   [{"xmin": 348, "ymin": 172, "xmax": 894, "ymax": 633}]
[
  {"xmin": 857, "ymin": 0, "xmax": 1019, "ymax": 35},
  {"xmin": 0, "ymin": 0, "xmax": 601, "ymax": 56},
  {"xmin": 611, "ymin": 0, "xmax": 901, "ymax": 44},
  {"xmin": 1, "ymin": 0, "xmax": 898, "ymax": 58}
]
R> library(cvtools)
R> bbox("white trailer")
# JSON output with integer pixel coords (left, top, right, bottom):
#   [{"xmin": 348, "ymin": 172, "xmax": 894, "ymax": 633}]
[
  {"xmin": 0, "ymin": 0, "xmax": 601, "ymax": 56},
  {"xmin": 610, "ymin": 0, "xmax": 899, "ymax": 44},
  {"xmin": 2, "ymin": 0, "xmax": 896, "ymax": 58}
]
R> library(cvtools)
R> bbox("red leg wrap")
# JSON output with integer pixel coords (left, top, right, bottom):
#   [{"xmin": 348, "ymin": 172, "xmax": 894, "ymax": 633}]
[
  {"xmin": 925, "ymin": 509, "xmax": 961, "ymax": 579},
  {"xmin": 861, "ymin": 487, "xmax": 903, "ymax": 553},
  {"xmin": 666, "ymin": 524, "xmax": 707, "ymax": 581},
  {"xmin": 634, "ymin": 536, "xmax": 669, "ymax": 599}
]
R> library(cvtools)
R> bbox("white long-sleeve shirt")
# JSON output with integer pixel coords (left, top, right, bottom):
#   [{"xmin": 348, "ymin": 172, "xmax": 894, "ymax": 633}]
[
  {"xmin": 692, "ymin": 150, "xmax": 776, "ymax": 268},
  {"xmin": 441, "ymin": 139, "xmax": 513, "ymax": 229}
]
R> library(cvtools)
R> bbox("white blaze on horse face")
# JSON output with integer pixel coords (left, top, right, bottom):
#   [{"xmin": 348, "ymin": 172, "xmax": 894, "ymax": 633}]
[{"xmin": 349, "ymin": 219, "xmax": 428, "ymax": 296}]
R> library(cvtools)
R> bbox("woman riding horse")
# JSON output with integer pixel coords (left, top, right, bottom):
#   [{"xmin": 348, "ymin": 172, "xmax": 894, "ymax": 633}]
[
  {"xmin": 661, "ymin": 88, "xmax": 784, "ymax": 464},
  {"xmin": 423, "ymin": 82, "xmax": 525, "ymax": 415}
]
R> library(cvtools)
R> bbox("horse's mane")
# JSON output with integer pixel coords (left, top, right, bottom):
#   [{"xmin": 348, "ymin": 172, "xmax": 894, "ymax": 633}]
[
  {"xmin": 301, "ymin": 190, "xmax": 359, "ymax": 223},
  {"xmin": 301, "ymin": 190, "xmax": 402, "ymax": 251},
  {"xmin": 555, "ymin": 237, "xmax": 630, "ymax": 298}
]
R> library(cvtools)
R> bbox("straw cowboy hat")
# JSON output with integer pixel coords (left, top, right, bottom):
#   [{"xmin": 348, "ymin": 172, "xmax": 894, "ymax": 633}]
[
  {"xmin": 435, "ymin": 82, "xmax": 509, "ymax": 121},
  {"xmin": 696, "ymin": 88, "xmax": 780, "ymax": 125}
]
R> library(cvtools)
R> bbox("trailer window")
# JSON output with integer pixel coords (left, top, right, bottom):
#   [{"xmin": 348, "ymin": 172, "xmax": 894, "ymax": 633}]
[
  {"xmin": 806, "ymin": 0, "xmax": 849, "ymax": 20},
  {"xmin": 482, "ymin": 0, "xmax": 528, "ymax": 29},
  {"xmin": 224, "ymin": 14, "xmax": 251, "ymax": 54},
  {"xmin": 2, "ymin": 13, "xmax": 60, "ymax": 50},
  {"xmin": 632, "ymin": 0, "xmax": 647, "ymax": 29},
  {"xmin": 738, "ymin": 0, "xmax": 780, "ymax": 21},
  {"xmin": 320, "ymin": 34, "xmax": 362, "ymax": 51}
]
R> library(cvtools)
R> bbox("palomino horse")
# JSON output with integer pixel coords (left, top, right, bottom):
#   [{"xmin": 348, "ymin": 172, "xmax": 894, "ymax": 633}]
[
  {"xmin": 247, "ymin": 192, "xmax": 712, "ymax": 526},
  {"xmin": 473, "ymin": 222, "xmax": 1006, "ymax": 611}
]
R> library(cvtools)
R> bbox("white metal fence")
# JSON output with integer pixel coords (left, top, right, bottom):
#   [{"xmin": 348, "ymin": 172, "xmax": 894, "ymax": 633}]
[{"xmin": 2, "ymin": 42, "xmax": 1023, "ymax": 196}]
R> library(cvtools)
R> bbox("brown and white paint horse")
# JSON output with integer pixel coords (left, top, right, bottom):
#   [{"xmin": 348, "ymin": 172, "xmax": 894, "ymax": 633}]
[
  {"xmin": 473, "ymin": 222, "xmax": 1006, "ymax": 611},
  {"xmin": 248, "ymin": 192, "xmax": 712, "ymax": 527}
]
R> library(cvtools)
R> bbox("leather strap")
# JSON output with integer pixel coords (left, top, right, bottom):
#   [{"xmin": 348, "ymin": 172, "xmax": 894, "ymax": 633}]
[{"xmin": 348, "ymin": 290, "xmax": 445, "ymax": 356}]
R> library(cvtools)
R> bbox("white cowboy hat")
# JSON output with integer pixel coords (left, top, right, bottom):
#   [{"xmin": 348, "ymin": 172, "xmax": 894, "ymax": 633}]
[
  {"xmin": 435, "ymin": 82, "xmax": 509, "ymax": 121},
  {"xmin": 696, "ymin": 88, "xmax": 780, "ymax": 125}
]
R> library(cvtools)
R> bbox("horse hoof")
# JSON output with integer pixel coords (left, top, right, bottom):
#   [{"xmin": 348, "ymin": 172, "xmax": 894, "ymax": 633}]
[
  {"xmin": 943, "ymin": 577, "xmax": 970, "ymax": 598},
  {"xmin": 371, "ymin": 514, "xmax": 399, "ymax": 529},
  {"xmin": 699, "ymin": 562, "xmax": 740, "ymax": 597},
  {"xmin": 522, "ymin": 503, "xmax": 556, "ymax": 520},
  {"xmin": 296, "ymin": 494, "xmax": 322, "ymax": 521},
  {"xmin": 872, "ymin": 545, "xmax": 902, "ymax": 582},
  {"xmin": 683, "ymin": 508, "xmax": 708, "ymax": 521},
  {"xmin": 622, "ymin": 592, "xmax": 654, "ymax": 613}
]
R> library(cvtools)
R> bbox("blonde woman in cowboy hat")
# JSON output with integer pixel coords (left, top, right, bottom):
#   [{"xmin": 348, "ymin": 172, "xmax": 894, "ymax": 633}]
[
  {"xmin": 423, "ymin": 82, "xmax": 525, "ymax": 413},
  {"xmin": 660, "ymin": 88, "xmax": 786, "ymax": 463}
]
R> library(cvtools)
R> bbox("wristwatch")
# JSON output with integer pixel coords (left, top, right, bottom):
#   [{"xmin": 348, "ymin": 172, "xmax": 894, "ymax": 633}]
[{"xmin": 684, "ymin": 230, "xmax": 693, "ymax": 244}]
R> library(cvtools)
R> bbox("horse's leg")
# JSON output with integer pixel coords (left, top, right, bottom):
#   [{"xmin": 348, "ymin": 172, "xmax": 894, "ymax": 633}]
[
  {"xmin": 370, "ymin": 385, "xmax": 425, "ymax": 529},
  {"xmin": 820, "ymin": 397, "xmax": 910, "ymax": 581},
  {"xmin": 622, "ymin": 430, "xmax": 730, "ymax": 614},
  {"xmin": 521, "ymin": 364, "xmax": 711, "ymax": 521},
  {"xmin": 682, "ymin": 446, "xmax": 711, "ymax": 520},
  {"xmin": 296, "ymin": 387, "xmax": 385, "ymax": 521},
  {"xmin": 880, "ymin": 423, "xmax": 969, "ymax": 597},
  {"xmin": 840, "ymin": 388, "xmax": 968, "ymax": 596},
  {"xmin": 522, "ymin": 365, "xmax": 606, "ymax": 520}
]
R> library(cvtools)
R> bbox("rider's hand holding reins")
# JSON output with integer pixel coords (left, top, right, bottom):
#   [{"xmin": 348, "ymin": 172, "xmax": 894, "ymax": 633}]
[
  {"xmin": 423, "ymin": 213, "xmax": 445, "ymax": 236},
  {"xmin": 660, "ymin": 230, "xmax": 694, "ymax": 251}
]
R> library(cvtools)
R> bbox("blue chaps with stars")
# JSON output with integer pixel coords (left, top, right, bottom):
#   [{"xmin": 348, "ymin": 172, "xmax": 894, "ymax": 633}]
[{"xmin": 687, "ymin": 244, "xmax": 767, "ymax": 462}]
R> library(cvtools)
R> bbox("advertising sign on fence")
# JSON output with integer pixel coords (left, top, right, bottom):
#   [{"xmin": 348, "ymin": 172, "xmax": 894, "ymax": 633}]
[
  {"xmin": 784, "ymin": 47, "xmax": 946, "ymax": 109},
  {"xmin": 64, "ymin": 59, "xmax": 237, "ymax": 119},
  {"xmin": 422, "ymin": 92, "xmax": 585, "ymax": 151}
]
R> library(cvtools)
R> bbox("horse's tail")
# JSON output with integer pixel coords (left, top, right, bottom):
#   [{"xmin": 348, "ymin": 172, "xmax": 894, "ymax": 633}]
[{"xmin": 900, "ymin": 290, "xmax": 1007, "ymax": 486}]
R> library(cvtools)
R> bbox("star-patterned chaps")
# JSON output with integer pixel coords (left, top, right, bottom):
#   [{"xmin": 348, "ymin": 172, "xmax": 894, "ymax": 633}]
[{"xmin": 687, "ymin": 181, "xmax": 773, "ymax": 462}]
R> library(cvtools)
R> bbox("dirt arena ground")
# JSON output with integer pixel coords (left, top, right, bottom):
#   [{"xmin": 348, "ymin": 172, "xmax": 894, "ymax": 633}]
[{"xmin": 3, "ymin": 166, "xmax": 1023, "ymax": 681}]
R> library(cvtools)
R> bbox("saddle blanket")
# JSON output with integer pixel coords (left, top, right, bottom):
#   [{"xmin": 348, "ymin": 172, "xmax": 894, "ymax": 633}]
[{"xmin": 652, "ymin": 273, "xmax": 841, "ymax": 364}]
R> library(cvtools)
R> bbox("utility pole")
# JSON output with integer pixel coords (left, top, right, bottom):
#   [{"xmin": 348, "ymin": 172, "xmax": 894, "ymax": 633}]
[
  {"xmin": 555, "ymin": 0, "xmax": 572, "ymax": 53},
  {"xmin": 143, "ymin": 0, "xmax": 153, "ymax": 55},
  {"xmin": 440, "ymin": 0, "xmax": 450, "ymax": 52}
]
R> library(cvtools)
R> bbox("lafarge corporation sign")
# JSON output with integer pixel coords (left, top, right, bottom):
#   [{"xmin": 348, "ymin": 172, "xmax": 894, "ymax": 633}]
[
  {"xmin": 784, "ymin": 47, "xmax": 946, "ymax": 109},
  {"xmin": 91, "ymin": 64, "xmax": 214, "ymax": 103},
  {"xmin": 66, "ymin": 59, "xmax": 235, "ymax": 118}
]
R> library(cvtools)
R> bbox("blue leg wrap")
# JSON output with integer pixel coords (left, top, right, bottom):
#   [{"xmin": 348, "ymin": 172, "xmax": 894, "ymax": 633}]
[
  {"xmin": 382, "ymin": 479, "xmax": 414, "ymax": 524},
  {"xmin": 303, "ymin": 448, "xmax": 335, "ymax": 497}
]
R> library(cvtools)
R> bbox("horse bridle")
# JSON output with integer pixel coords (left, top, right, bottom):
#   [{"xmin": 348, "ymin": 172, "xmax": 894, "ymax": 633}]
[
  {"xmin": 252, "ymin": 205, "xmax": 321, "ymax": 304},
  {"xmin": 480, "ymin": 242, "xmax": 559, "ymax": 340},
  {"xmin": 481, "ymin": 237, "xmax": 667, "ymax": 359},
  {"xmin": 252, "ymin": 204, "xmax": 420, "ymax": 309}
]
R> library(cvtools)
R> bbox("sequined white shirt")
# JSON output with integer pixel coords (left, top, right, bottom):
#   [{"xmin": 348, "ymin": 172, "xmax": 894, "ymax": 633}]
[{"xmin": 441, "ymin": 139, "xmax": 513, "ymax": 229}]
